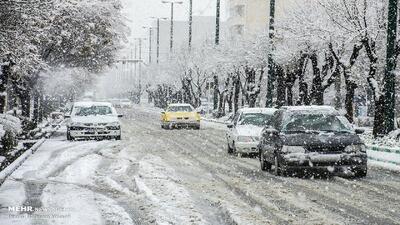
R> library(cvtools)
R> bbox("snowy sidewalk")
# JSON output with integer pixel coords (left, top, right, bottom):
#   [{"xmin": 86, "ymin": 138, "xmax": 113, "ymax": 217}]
[{"xmin": 0, "ymin": 131, "xmax": 134, "ymax": 225}]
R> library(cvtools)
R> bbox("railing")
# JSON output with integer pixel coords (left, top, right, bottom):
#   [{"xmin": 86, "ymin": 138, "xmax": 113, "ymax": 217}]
[{"xmin": 367, "ymin": 145, "xmax": 400, "ymax": 166}]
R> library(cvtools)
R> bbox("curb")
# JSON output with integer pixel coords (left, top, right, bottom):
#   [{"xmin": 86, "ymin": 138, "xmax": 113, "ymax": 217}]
[
  {"xmin": 202, "ymin": 117, "xmax": 229, "ymax": 125},
  {"xmin": 367, "ymin": 145, "xmax": 400, "ymax": 167},
  {"xmin": 0, "ymin": 121, "xmax": 63, "ymax": 186},
  {"xmin": 367, "ymin": 156, "xmax": 400, "ymax": 166},
  {"xmin": 367, "ymin": 145, "xmax": 400, "ymax": 154},
  {"xmin": 0, "ymin": 138, "xmax": 45, "ymax": 185}
]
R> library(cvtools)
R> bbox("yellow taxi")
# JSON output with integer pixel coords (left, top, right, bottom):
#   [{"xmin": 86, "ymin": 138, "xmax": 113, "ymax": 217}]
[{"xmin": 161, "ymin": 103, "xmax": 201, "ymax": 129}]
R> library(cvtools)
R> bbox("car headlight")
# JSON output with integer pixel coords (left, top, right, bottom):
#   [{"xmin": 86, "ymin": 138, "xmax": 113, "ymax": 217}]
[
  {"xmin": 237, "ymin": 136, "xmax": 259, "ymax": 142},
  {"xmin": 345, "ymin": 144, "xmax": 366, "ymax": 153},
  {"xmin": 70, "ymin": 122, "xmax": 83, "ymax": 127},
  {"xmin": 108, "ymin": 122, "xmax": 120, "ymax": 126},
  {"xmin": 196, "ymin": 113, "xmax": 201, "ymax": 121},
  {"xmin": 281, "ymin": 146, "xmax": 306, "ymax": 153}
]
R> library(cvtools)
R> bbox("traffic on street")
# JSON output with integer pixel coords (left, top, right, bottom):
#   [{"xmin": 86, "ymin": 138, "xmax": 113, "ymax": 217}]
[{"xmin": 1, "ymin": 105, "xmax": 399, "ymax": 225}]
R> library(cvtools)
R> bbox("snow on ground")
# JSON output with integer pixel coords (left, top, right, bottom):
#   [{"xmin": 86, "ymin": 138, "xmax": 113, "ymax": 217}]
[
  {"xmin": 0, "ymin": 131, "xmax": 134, "ymax": 225},
  {"xmin": 1, "ymin": 105, "xmax": 400, "ymax": 225},
  {"xmin": 134, "ymin": 155, "xmax": 205, "ymax": 225}
]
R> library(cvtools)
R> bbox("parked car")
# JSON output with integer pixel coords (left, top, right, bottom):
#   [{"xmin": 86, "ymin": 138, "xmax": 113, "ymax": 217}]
[
  {"xmin": 196, "ymin": 101, "xmax": 213, "ymax": 115},
  {"xmin": 161, "ymin": 103, "xmax": 201, "ymax": 129},
  {"xmin": 120, "ymin": 99, "xmax": 132, "ymax": 108},
  {"xmin": 226, "ymin": 108, "xmax": 277, "ymax": 156},
  {"xmin": 111, "ymin": 99, "xmax": 122, "ymax": 108},
  {"xmin": 258, "ymin": 106, "xmax": 367, "ymax": 177},
  {"xmin": 65, "ymin": 102, "xmax": 123, "ymax": 140}
]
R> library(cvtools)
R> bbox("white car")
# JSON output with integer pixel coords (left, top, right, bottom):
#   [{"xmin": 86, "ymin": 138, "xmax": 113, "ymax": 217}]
[
  {"xmin": 226, "ymin": 108, "xmax": 277, "ymax": 156},
  {"xmin": 120, "ymin": 99, "xmax": 132, "ymax": 108},
  {"xmin": 66, "ymin": 102, "xmax": 123, "ymax": 140}
]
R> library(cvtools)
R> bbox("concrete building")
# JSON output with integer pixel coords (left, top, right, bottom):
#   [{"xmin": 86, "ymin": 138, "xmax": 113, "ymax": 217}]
[{"xmin": 226, "ymin": 0, "xmax": 295, "ymax": 38}]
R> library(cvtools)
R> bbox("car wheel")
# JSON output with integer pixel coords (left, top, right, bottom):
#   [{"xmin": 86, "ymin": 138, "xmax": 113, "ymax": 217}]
[
  {"xmin": 227, "ymin": 140, "xmax": 234, "ymax": 154},
  {"xmin": 260, "ymin": 151, "xmax": 271, "ymax": 171},
  {"xmin": 232, "ymin": 142, "xmax": 237, "ymax": 155},
  {"xmin": 194, "ymin": 125, "xmax": 200, "ymax": 130},
  {"xmin": 354, "ymin": 168, "xmax": 367, "ymax": 178},
  {"xmin": 274, "ymin": 155, "xmax": 281, "ymax": 176},
  {"xmin": 115, "ymin": 135, "xmax": 121, "ymax": 140},
  {"xmin": 67, "ymin": 131, "xmax": 73, "ymax": 141}
]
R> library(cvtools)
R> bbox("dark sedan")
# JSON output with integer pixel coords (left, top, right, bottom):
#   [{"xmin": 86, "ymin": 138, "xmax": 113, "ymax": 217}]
[{"xmin": 258, "ymin": 106, "xmax": 367, "ymax": 177}]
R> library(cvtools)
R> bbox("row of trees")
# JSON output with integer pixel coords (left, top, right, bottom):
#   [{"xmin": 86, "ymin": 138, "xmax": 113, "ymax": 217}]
[
  {"xmin": 147, "ymin": 0, "xmax": 399, "ymax": 137},
  {"xmin": 0, "ymin": 0, "xmax": 127, "ymax": 126}
]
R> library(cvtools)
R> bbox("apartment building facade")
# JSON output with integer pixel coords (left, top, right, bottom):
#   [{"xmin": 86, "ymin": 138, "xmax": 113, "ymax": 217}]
[{"xmin": 226, "ymin": 0, "xmax": 294, "ymax": 38}]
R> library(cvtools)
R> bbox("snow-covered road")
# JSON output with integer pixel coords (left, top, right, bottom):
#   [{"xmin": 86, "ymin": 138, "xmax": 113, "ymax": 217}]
[{"xmin": 1, "ymin": 106, "xmax": 400, "ymax": 225}]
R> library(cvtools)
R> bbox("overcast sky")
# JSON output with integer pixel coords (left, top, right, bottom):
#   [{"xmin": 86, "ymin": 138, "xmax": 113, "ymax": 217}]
[{"xmin": 121, "ymin": 0, "xmax": 227, "ymax": 44}]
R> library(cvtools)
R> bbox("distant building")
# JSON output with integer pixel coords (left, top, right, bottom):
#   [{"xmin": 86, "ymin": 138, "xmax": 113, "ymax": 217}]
[
  {"xmin": 149, "ymin": 16, "xmax": 226, "ymax": 63},
  {"xmin": 226, "ymin": 0, "xmax": 295, "ymax": 38}
]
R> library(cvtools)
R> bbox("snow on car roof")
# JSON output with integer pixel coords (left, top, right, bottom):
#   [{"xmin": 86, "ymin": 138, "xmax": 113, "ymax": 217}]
[
  {"xmin": 239, "ymin": 108, "xmax": 277, "ymax": 114},
  {"xmin": 168, "ymin": 103, "xmax": 193, "ymax": 107},
  {"xmin": 73, "ymin": 101, "xmax": 113, "ymax": 107},
  {"xmin": 282, "ymin": 106, "xmax": 339, "ymax": 114}
]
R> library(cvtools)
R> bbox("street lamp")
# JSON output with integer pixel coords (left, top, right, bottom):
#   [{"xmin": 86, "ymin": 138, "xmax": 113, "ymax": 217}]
[
  {"xmin": 143, "ymin": 26, "xmax": 155, "ymax": 64},
  {"xmin": 150, "ymin": 17, "xmax": 168, "ymax": 63},
  {"xmin": 161, "ymin": 0, "xmax": 183, "ymax": 53},
  {"xmin": 189, "ymin": 0, "xmax": 193, "ymax": 49},
  {"xmin": 215, "ymin": 0, "xmax": 220, "ymax": 45},
  {"xmin": 133, "ymin": 37, "xmax": 147, "ymax": 102}
]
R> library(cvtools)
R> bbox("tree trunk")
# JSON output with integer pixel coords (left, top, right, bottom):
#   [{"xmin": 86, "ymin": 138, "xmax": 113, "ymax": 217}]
[
  {"xmin": 213, "ymin": 75, "xmax": 219, "ymax": 110},
  {"xmin": 345, "ymin": 81, "xmax": 357, "ymax": 123},
  {"xmin": 218, "ymin": 92, "xmax": 225, "ymax": 116},
  {"xmin": 33, "ymin": 93, "xmax": 39, "ymax": 125},
  {"xmin": 276, "ymin": 65, "xmax": 286, "ymax": 107},
  {"xmin": 373, "ymin": 96, "xmax": 386, "ymax": 137},
  {"xmin": 310, "ymin": 53, "xmax": 323, "ymax": 105},
  {"xmin": 334, "ymin": 71, "xmax": 342, "ymax": 109},
  {"xmin": 233, "ymin": 75, "xmax": 240, "ymax": 113},
  {"xmin": 0, "ymin": 63, "xmax": 11, "ymax": 113}
]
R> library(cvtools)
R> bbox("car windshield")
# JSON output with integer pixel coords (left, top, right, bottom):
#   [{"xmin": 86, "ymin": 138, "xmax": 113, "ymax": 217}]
[
  {"xmin": 167, "ymin": 105, "xmax": 193, "ymax": 112},
  {"xmin": 238, "ymin": 113, "xmax": 273, "ymax": 126},
  {"xmin": 75, "ymin": 106, "xmax": 113, "ymax": 116},
  {"xmin": 282, "ymin": 113, "xmax": 353, "ymax": 133}
]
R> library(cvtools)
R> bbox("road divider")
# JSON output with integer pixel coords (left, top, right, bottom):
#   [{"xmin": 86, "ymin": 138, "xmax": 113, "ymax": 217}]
[{"xmin": 366, "ymin": 145, "xmax": 400, "ymax": 168}]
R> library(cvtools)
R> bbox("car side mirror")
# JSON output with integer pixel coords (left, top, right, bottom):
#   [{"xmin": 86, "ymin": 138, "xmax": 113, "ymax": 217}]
[
  {"xmin": 227, "ymin": 123, "xmax": 234, "ymax": 129},
  {"xmin": 263, "ymin": 127, "xmax": 279, "ymax": 137},
  {"xmin": 118, "ymin": 114, "xmax": 123, "ymax": 118},
  {"xmin": 355, "ymin": 128, "xmax": 365, "ymax": 134}
]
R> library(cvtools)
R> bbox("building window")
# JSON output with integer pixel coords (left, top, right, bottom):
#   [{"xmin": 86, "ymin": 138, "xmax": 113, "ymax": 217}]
[
  {"xmin": 234, "ymin": 5, "xmax": 245, "ymax": 17},
  {"xmin": 234, "ymin": 25, "xmax": 244, "ymax": 35}
]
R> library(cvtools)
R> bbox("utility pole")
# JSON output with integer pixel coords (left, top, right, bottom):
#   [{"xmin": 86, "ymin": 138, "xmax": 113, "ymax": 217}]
[
  {"xmin": 189, "ymin": 0, "xmax": 193, "ymax": 49},
  {"xmin": 383, "ymin": 0, "xmax": 398, "ymax": 134},
  {"xmin": 157, "ymin": 19, "xmax": 161, "ymax": 63},
  {"xmin": 162, "ymin": 1, "xmax": 183, "ymax": 53},
  {"xmin": 150, "ymin": 17, "xmax": 168, "ymax": 64},
  {"xmin": 265, "ymin": 0, "xmax": 276, "ymax": 107},
  {"xmin": 133, "ymin": 37, "xmax": 146, "ymax": 103},
  {"xmin": 134, "ymin": 42, "xmax": 137, "ymax": 86},
  {"xmin": 143, "ymin": 26, "xmax": 154, "ymax": 63},
  {"xmin": 215, "ymin": 0, "xmax": 220, "ymax": 45},
  {"xmin": 139, "ymin": 38, "xmax": 142, "ymax": 95},
  {"xmin": 170, "ymin": 2, "xmax": 174, "ymax": 52},
  {"xmin": 149, "ymin": 28, "xmax": 153, "ymax": 63}
]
